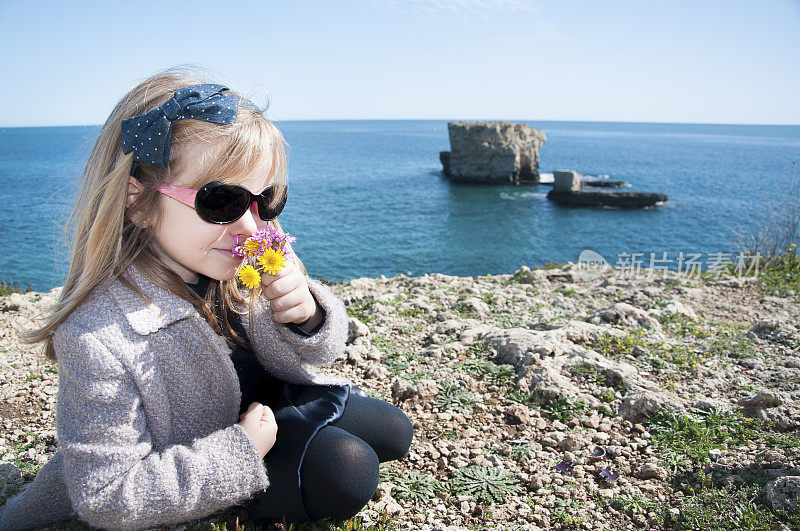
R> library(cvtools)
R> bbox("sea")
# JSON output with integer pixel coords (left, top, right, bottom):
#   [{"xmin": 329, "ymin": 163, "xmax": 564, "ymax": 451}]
[{"xmin": 1, "ymin": 120, "xmax": 798, "ymax": 292}]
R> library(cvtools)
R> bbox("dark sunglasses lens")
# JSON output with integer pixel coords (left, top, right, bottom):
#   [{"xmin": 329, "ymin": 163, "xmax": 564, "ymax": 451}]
[
  {"xmin": 196, "ymin": 184, "xmax": 250, "ymax": 224},
  {"xmin": 256, "ymin": 185, "xmax": 287, "ymax": 220}
]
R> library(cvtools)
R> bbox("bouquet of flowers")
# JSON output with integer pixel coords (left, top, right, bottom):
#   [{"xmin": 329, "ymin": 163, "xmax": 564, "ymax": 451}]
[{"xmin": 232, "ymin": 227, "xmax": 297, "ymax": 289}]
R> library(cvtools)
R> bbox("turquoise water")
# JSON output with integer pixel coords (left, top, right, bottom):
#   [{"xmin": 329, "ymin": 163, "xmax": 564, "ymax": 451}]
[{"xmin": 1, "ymin": 120, "xmax": 798, "ymax": 291}]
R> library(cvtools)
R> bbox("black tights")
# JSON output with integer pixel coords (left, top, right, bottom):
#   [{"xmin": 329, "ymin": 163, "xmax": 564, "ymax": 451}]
[{"xmin": 245, "ymin": 392, "xmax": 413, "ymax": 524}]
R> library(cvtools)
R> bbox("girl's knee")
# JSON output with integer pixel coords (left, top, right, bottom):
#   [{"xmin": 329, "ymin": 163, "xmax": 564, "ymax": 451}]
[
  {"xmin": 383, "ymin": 403, "xmax": 414, "ymax": 461},
  {"xmin": 301, "ymin": 427, "xmax": 379, "ymax": 520}
]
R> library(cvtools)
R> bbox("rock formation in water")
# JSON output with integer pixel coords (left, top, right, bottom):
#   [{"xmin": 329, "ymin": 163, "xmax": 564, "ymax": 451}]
[
  {"xmin": 548, "ymin": 169, "xmax": 668, "ymax": 208},
  {"xmin": 440, "ymin": 121, "xmax": 546, "ymax": 184}
]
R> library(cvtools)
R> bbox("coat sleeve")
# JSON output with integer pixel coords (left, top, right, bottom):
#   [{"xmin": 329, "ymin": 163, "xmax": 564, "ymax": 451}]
[
  {"xmin": 54, "ymin": 328, "xmax": 270, "ymax": 530},
  {"xmin": 247, "ymin": 276, "xmax": 348, "ymax": 369}
]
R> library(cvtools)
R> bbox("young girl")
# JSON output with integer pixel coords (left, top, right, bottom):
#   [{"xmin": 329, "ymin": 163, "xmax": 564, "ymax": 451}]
[{"xmin": 0, "ymin": 67, "xmax": 413, "ymax": 530}]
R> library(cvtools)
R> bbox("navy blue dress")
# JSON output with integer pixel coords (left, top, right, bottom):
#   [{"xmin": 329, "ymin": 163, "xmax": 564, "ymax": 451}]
[{"xmin": 187, "ymin": 276, "xmax": 350, "ymax": 522}]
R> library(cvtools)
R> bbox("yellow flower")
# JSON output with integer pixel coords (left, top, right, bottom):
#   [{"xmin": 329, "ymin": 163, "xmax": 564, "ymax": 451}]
[
  {"xmin": 244, "ymin": 239, "xmax": 261, "ymax": 255},
  {"xmin": 238, "ymin": 264, "xmax": 261, "ymax": 289},
  {"xmin": 258, "ymin": 248, "xmax": 287, "ymax": 275}
]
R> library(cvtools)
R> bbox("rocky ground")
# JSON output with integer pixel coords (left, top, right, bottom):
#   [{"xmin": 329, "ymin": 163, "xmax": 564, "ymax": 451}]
[{"xmin": 1, "ymin": 264, "xmax": 799, "ymax": 530}]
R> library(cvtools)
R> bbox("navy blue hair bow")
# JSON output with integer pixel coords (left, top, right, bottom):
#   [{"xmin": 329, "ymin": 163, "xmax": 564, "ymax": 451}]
[{"xmin": 121, "ymin": 83, "xmax": 244, "ymax": 175}]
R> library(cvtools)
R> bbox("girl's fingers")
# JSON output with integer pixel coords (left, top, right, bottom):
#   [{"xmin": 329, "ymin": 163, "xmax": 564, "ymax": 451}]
[{"xmin": 269, "ymin": 285, "xmax": 306, "ymax": 313}]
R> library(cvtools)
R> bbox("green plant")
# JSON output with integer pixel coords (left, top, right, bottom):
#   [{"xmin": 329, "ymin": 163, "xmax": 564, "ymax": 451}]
[
  {"xmin": 0, "ymin": 279, "xmax": 33, "ymax": 296},
  {"xmin": 373, "ymin": 337, "xmax": 424, "ymax": 376},
  {"xmin": 551, "ymin": 495, "xmax": 585, "ymax": 528},
  {"xmin": 189, "ymin": 504, "xmax": 399, "ymax": 530},
  {"xmin": 540, "ymin": 395, "xmax": 589, "ymax": 423},
  {"xmin": 434, "ymin": 379, "xmax": 480, "ymax": 412},
  {"xmin": 597, "ymin": 404, "xmax": 614, "ymax": 417},
  {"xmin": 609, "ymin": 492, "xmax": 660, "ymax": 517},
  {"xmin": 707, "ymin": 324, "xmax": 754, "ymax": 359},
  {"xmin": 535, "ymin": 262, "xmax": 565, "ymax": 270},
  {"xmin": 398, "ymin": 307, "xmax": 424, "ymax": 317},
  {"xmin": 491, "ymin": 442, "xmax": 532, "ymax": 460},
  {"xmin": 493, "ymin": 310, "xmax": 526, "ymax": 328},
  {"xmin": 453, "ymin": 357, "xmax": 516, "ymax": 386},
  {"xmin": 347, "ymin": 298, "xmax": 376, "ymax": 323},
  {"xmin": 733, "ymin": 167, "xmax": 799, "ymax": 295},
  {"xmin": 448, "ymin": 465, "xmax": 522, "ymax": 503},
  {"xmin": 366, "ymin": 388, "xmax": 386, "ymax": 400},
  {"xmin": 757, "ymin": 249, "xmax": 800, "ymax": 296},
  {"xmin": 430, "ymin": 334, "xmax": 456, "ymax": 346},
  {"xmin": 666, "ymin": 483, "xmax": 784, "ymax": 531},
  {"xmin": 426, "ymin": 424, "xmax": 460, "ymax": 440},
  {"xmin": 503, "ymin": 269, "xmax": 531, "ymax": 285},
  {"xmin": 644, "ymin": 408, "xmax": 800, "ymax": 475},
  {"xmin": 387, "ymin": 471, "xmax": 443, "ymax": 504},
  {"xmin": 554, "ymin": 286, "xmax": 576, "ymax": 297},
  {"xmin": 594, "ymin": 330, "xmax": 648, "ymax": 358},
  {"xmin": 567, "ymin": 363, "xmax": 625, "ymax": 392},
  {"xmin": 454, "ymin": 303, "xmax": 479, "ymax": 319},
  {"xmin": 481, "ymin": 291, "xmax": 499, "ymax": 306},
  {"xmin": 657, "ymin": 313, "xmax": 711, "ymax": 338},
  {"xmin": 599, "ymin": 388, "xmax": 616, "ymax": 403},
  {"xmin": 505, "ymin": 387, "xmax": 539, "ymax": 408}
]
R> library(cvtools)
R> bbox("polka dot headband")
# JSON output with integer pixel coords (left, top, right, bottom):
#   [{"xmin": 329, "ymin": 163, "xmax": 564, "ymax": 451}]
[{"xmin": 120, "ymin": 83, "xmax": 253, "ymax": 176}]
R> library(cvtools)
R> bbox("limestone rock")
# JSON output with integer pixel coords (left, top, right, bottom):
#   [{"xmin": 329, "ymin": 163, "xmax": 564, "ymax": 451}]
[
  {"xmin": 587, "ymin": 303, "xmax": 661, "ymax": 329},
  {"xmin": 648, "ymin": 300, "xmax": 698, "ymax": 320},
  {"xmin": 739, "ymin": 391, "xmax": 784, "ymax": 409},
  {"xmin": 440, "ymin": 121, "xmax": 546, "ymax": 184},
  {"xmin": 347, "ymin": 317, "xmax": 370, "ymax": 344},
  {"xmin": 503, "ymin": 403, "xmax": 534, "ymax": 425},
  {"xmin": 553, "ymin": 170, "xmax": 582, "ymax": 192},
  {"xmin": 635, "ymin": 462, "xmax": 669, "ymax": 481},
  {"xmin": 766, "ymin": 476, "xmax": 800, "ymax": 513},
  {"xmin": 692, "ymin": 397, "xmax": 734, "ymax": 413},
  {"xmin": 559, "ymin": 320, "xmax": 625, "ymax": 346},
  {"xmin": 617, "ymin": 390, "xmax": 685, "ymax": 423},
  {"xmin": 391, "ymin": 378, "xmax": 439, "ymax": 402}
]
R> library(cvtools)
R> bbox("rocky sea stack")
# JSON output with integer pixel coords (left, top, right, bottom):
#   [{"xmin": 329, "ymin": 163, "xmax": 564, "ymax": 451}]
[{"xmin": 440, "ymin": 121, "xmax": 546, "ymax": 184}]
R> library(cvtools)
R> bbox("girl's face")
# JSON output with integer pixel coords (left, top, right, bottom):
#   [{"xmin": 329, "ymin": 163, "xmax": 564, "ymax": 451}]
[{"xmin": 146, "ymin": 141, "xmax": 273, "ymax": 284}]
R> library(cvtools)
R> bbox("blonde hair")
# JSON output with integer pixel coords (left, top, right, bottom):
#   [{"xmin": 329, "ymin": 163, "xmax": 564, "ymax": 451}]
[{"xmin": 23, "ymin": 65, "xmax": 303, "ymax": 361}]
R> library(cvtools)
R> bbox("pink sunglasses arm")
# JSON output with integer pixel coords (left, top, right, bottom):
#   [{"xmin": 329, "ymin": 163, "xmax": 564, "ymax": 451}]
[{"xmin": 156, "ymin": 183, "xmax": 198, "ymax": 209}]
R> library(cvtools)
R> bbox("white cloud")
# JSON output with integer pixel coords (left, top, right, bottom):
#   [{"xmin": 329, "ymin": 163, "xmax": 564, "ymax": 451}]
[
  {"xmin": 372, "ymin": 0, "xmax": 557, "ymax": 40},
  {"xmin": 374, "ymin": 0, "xmax": 539, "ymax": 22}
]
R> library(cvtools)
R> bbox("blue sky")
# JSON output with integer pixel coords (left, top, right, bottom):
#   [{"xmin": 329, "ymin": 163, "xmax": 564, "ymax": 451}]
[{"xmin": 1, "ymin": 0, "xmax": 798, "ymax": 126}]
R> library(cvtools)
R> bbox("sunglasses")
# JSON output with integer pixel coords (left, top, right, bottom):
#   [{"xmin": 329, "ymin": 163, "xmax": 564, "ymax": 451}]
[{"xmin": 156, "ymin": 181, "xmax": 287, "ymax": 224}]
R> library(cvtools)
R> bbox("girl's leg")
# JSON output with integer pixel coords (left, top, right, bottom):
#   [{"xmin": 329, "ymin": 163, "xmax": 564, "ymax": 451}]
[
  {"xmin": 329, "ymin": 392, "xmax": 413, "ymax": 463},
  {"xmin": 299, "ymin": 425, "xmax": 380, "ymax": 521},
  {"xmin": 247, "ymin": 425, "xmax": 379, "ymax": 523}
]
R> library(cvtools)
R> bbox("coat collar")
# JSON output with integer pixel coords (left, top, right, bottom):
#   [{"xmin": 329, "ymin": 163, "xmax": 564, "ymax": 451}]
[{"xmin": 108, "ymin": 266, "xmax": 197, "ymax": 335}]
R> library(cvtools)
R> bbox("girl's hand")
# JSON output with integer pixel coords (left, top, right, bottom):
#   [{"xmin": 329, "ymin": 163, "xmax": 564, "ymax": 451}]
[
  {"xmin": 260, "ymin": 258, "xmax": 320, "ymax": 326},
  {"xmin": 238, "ymin": 402, "xmax": 278, "ymax": 459}
]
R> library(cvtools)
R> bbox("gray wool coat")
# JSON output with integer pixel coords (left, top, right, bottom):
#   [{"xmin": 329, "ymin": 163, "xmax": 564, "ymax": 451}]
[{"xmin": 0, "ymin": 266, "xmax": 350, "ymax": 531}]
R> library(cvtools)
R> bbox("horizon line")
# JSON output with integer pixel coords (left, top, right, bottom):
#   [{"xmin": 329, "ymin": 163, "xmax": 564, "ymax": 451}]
[{"xmin": 2, "ymin": 118, "xmax": 800, "ymax": 128}]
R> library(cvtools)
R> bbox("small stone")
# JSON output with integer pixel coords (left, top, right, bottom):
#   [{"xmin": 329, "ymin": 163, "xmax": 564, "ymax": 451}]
[
  {"xmin": 347, "ymin": 317, "xmax": 370, "ymax": 342},
  {"xmin": 372, "ymin": 482, "xmax": 393, "ymax": 501},
  {"xmin": 558, "ymin": 433, "xmax": 585, "ymax": 451},
  {"xmin": 504, "ymin": 403, "xmax": 533, "ymax": 425},
  {"xmin": 581, "ymin": 413, "xmax": 600, "ymax": 429},
  {"xmin": 540, "ymin": 436, "xmax": 558, "ymax": 448},
  {"xmin": 365, "ymin": 365, "xmax": 389, "ymax": 379},
  {"xmin": 739, "ymin": 391, "xmax": 784, "ymax": 409},
  {"xmin": 636, "ymin": 462, "xmax": 669, "ymax": 481}
]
